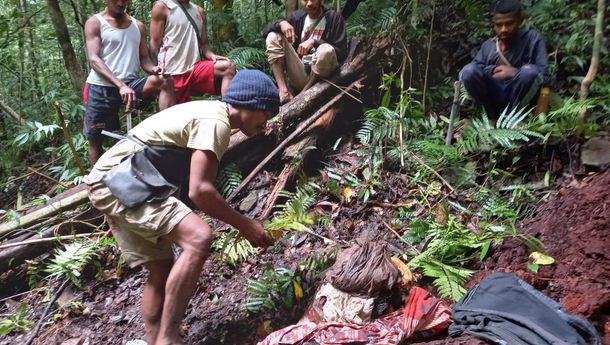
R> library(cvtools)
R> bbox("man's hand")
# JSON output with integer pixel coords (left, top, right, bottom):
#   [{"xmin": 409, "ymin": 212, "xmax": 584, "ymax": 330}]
[
  {"xmin": 297, "ymin": 38, "xmax": 315, "ymax": 57},
  {"xmin": 152, "ymin": 65, "xmax": 168, "ymax": 77},
  {"xmin": 239, "ymin": 219, "xmax": 275, "ymax": 248},
  {"xmin": 492, "ymin": 65, "xmax": 517, "ymax": 80},
  {"xmin": 119, "ymin": 85, "xmax": 136, "ymax": 110},
  {"xmin": 279, "ymin": 20, "xmax": 296, "ymax": 43}
]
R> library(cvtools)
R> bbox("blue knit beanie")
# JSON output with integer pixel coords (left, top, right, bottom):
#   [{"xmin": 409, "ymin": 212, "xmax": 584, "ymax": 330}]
[{"xmin": 222, "ymin": 69, "xmax": 280, "ymax": 115}]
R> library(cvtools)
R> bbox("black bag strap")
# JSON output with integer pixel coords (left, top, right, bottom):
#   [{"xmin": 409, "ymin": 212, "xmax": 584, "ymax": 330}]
[{"xmin": 171, "ymin": 0, "xmax": 202, "ymax": 58}]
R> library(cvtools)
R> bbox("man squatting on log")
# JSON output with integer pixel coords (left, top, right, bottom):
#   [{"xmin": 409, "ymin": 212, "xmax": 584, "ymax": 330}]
[
  {"xmin": 84, "ymin": 70, "xmax": 279, "ymax": 345},
  {"xmin": 264, "ymin": 0, "xmax": 348, "ymax": 104},
  {"xmin": 83, "ymin": 0, "xmax": 174, "ymax": 165},
  {"xmin": 460, "ymin": 0, "xmax": 548, "ymax": 118}
]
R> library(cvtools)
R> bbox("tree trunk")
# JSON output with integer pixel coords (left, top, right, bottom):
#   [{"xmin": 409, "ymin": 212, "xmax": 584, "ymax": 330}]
[
  {"xmin": 20, "ymin": 0, "xmax": 42, "ymax": 99},
  {"xmin": 46, "ymin": 0, "xmax": 84, "ymax": 94}
]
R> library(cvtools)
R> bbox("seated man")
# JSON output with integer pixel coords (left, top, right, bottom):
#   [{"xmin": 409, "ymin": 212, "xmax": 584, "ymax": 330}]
[
  {"xmin": 150, "ymin": 0, "xmax": 236, "ymax": 102},
  {"xmin": 84, "ymin": 70, "xmax": 278, "ymax": 345},
  {"xmin": 84, "ymin": 0, "xmax": 173, "ymax": 165},
  {"xmin": 460, "ymin": 0, "xmax": 548, "ymax": 118},
  {"xmin": 264, "ymin": 0, "xmax": 347, "ymax": 104}
]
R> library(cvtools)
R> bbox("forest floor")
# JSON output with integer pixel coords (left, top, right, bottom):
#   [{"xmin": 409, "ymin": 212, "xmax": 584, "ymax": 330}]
[{"xmin": 1, "ymin": 126, "xmax": 608, "ymax": 345}]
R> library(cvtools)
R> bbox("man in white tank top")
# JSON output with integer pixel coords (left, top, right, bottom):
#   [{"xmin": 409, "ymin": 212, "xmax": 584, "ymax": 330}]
[
  {"xmin": 84, "ymin": 0, "xmax": 174, "ymax": 165},
  {"xmin": 150, "ymin": 0, "xmax": 236, "ymax": 103}
]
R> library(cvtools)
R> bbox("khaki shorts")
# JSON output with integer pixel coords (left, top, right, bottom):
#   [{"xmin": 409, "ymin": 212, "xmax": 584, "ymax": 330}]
[{"xmin": 87, "ymin": 181, "xmax": 192, "ymax": 267}]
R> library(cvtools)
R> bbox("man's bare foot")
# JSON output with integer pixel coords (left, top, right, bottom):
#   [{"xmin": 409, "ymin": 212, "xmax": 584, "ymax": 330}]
[{"xmin": 280, "ymin": 90, "xmax": 293, "ymax": 105}]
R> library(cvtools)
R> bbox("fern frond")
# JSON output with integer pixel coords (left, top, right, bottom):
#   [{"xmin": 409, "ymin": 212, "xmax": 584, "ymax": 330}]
[
  {"xmin": 226, "ymin": 46, "xmax": 266, "ymax": 70},
  {"xmin": 44, "ymin": 240, "xmax": 98, "ymax": 288},
  {"xmin": 212, "ymin": 228, "xmax": 257, "ymax": 266},
  {"xmin": 417, "ymin": 257, "xmax": 473, "ymax": 301},
  {"xmin": 215, "ymin": 163, "xmax": 243, "ymax": 198}
]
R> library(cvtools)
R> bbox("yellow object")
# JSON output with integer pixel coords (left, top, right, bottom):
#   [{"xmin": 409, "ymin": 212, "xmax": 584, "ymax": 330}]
[
  {"xmin": 391, "ymin": 256, "xmax": 414, "ymax": 289},
  {"xmin": 534, "ymin": 87, "xmax": 551, "ymax": 116},
  {"xmin": 293, "ymin": 279, "xmax": 304, "ymax": 301}
]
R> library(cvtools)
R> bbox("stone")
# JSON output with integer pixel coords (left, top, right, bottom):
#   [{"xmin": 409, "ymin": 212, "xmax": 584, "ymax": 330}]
[{"xmin": 581, "ymin": 137, "xmax": 610, "ymax": 167}]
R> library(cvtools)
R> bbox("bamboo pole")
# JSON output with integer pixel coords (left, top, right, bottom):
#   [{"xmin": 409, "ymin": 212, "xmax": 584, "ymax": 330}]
[
  {"xmin": 54, "ymin": 101, "xmax": 87, "ymax": 176},
  {"xmin": 0, "ymin": 189, "xmax": 89, "ymax": 235}
]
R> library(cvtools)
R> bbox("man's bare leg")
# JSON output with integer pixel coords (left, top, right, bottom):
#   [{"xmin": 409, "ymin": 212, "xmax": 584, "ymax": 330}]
[
  {"xmin": 142, "ymin": 259, "xmax": 174, "ymax": 345},
  {"xmin": 213, "ymin": 60, "xmax": 237, "ymax": 95},
  {"xmin": 143, "ymin": 75, "xmax": 175, "ymax": 110},
  {"xmin": 270, "ymin": 58, "xmax": 293, "ymax": 104},
  {"xmin": 88, "ymin": 136, "xmax": 104, "ymax": 166},
  {"xmin": 155, "ymin": 213, "xmax": 213, "ymax": 345},
  {"xmin": 301, "ymin": 71, "xmax": 320, "ymax": 92}
]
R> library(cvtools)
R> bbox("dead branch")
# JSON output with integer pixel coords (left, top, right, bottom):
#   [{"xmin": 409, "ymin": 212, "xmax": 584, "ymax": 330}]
[
  {"xmin": 24, "ymin": 278, "xmax": 71, "ymax": 345},
  {"xmin": 0, "ymin": 94, "xmax": 26, "ymax": 125}
]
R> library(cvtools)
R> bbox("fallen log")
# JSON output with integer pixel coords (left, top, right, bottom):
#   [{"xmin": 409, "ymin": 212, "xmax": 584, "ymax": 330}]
[
  {"xmin": 260, "ymin": 107, "xmax": 339, "ymax": 219},
  {"xmin": 227, "ymin": 79, "xmax": 362, "ymax": 202}
]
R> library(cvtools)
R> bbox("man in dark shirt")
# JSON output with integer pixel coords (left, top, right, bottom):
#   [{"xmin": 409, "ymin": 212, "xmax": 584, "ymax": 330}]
[
  {"xmin": 264, "ymin": 0, "xmax": 347, "ymax": 104},
  {"xmin": 460, "ymin": 0, "xmax": 548, "ymax": 118}
]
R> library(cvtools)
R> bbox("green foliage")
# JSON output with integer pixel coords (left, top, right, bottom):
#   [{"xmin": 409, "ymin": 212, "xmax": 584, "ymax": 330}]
[
  {"xmin": 212, "ymin": 228, "xmax": 257, "ymax": 266},
  {"xmin": 458, "ymin": 106, "xmax": 544, "ymax": 153},
  {"xmin": 226, "ymin": 46, "xmax": 267, "ymax": 70},
  {"xmin": 13, "ymin": 121, "xmax": 60, "ymax": 147},
  {"xmin": 44, "ymin": 239, "xmax": 98, "ymax": 288},
  {"xmin": 266, "ymin": 182, "xmax": 318, "ymax": 232},
  {"xmin": 0, "ymin": 303, "xmax": 34, "ymax": 335},
  {"xmin": 244, "ymin": 264, "xmax": 300, "ymax": 313},
  {"xmin": 528, "ymin": 97, "xmax": 601, "ymax": 139},
  {"xmin": 345, "ymin": 0, "xmax": 397, "ymax": 36},
  {"xmin": 215, "ymin": 163, "xmax": 243, "ymax": 198},
  {"xmin": 417, "ymin": 257, "xmax": 474, "ymax": 302}
]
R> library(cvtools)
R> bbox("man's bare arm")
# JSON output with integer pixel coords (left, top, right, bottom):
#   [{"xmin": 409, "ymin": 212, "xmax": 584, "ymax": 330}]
[
  {"xmin": 150, "ymin": 1, "xmax": 168, "ymax": 65},
  {"xmin": 188, "ymin": 149, "xmax": 273, "ymax": 247},
  {"xmin": 196, "ymin": 6, "xmax": 227, "ymax": 62}
]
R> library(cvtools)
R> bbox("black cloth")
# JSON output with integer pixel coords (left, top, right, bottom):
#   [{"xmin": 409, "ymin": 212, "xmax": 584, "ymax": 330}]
[
  {"xmin": 342, "ymin": 0, "xmax": 364, "ymax": 19},
  {"xmin": 449, "ymin": 272, "xmax": 600, "ymax": 345},
  {"xmin": 264, "ymin": 6, "xmax": 348, "ymax": 63}
]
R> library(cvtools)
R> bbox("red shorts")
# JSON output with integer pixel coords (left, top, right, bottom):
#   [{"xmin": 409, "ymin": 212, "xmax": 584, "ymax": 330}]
[{"xmin": 173, "ymin": 60, "xmax": 219, "ymax": 104}]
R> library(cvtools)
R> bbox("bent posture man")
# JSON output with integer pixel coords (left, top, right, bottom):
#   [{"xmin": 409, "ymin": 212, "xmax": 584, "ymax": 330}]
[
  {"xmin": 460, "ymin": 0, "xmax": 548, "ymax": 118},
  {"xmin": 84, "ymin": 0, "xmax": 173, "ymax": 165},
  {"xmin": 150, "ymin": 0, "xmax": 236, "ymax": 103},
  {"xmin": 84, "ymin": 70, "xmax": 278, "ymax": 345},
  {"xmin": 264, "ymin": 0, "xmax": 347, "ymax": 104}
]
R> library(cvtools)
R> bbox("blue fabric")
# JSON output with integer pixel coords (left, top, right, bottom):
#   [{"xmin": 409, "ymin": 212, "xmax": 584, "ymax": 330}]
[
  {"xmin": 460, "ymin": 29, "xmax": 548, "ymax": 117},
  {"xmin": 222, "ymin": 69, "xmax": 280, "ymax": 115}
]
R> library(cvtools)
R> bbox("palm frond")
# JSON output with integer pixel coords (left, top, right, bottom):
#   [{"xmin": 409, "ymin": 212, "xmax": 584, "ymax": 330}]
[{"xmin": 226, "ymin": 46, "xmax": 267, "ymax": 70}]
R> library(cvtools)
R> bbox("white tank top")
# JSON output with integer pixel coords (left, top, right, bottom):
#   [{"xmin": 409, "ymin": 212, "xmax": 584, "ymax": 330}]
[
  {"xmin": 157, "ymin": 0, "xmax": 203, "ymax": 75},
  {"xmin": 86, "ymin": 13, "xmax": 141, "ymax": 87}
]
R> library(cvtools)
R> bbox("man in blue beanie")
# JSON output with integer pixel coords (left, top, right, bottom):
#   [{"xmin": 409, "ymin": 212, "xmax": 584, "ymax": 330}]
[
  {"xmin": 84, "ymin": 69, "xmax": 279, "ymax": 345},
  {"xmin": 460, "ymin": 0, "xmax": 548, "ymax": 118}
]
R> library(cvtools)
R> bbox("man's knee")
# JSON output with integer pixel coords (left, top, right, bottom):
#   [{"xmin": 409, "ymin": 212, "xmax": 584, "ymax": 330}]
[
  {"xmin": 265, "ymin": 31, "xmax": 283, "ymax": 49},
  {"xmin": 312, "ymin": 44, "xmax": 338, "ymax": 77},
  {"xmin": 517, "ymin": 64, "xmax": 540, "ymax": 84},
  {"xmin": 459, "ymin": 63, "xmax": 483, "ymax": 83},
  {"xmin": 266, "ymin": 32, "xmax": 286, "ymax": 64}
]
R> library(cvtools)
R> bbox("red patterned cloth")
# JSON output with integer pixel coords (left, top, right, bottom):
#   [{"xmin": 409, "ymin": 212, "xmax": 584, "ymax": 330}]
[{"xmin": 257, "ymin": 287, "xmax": 452, "ymax": 345}]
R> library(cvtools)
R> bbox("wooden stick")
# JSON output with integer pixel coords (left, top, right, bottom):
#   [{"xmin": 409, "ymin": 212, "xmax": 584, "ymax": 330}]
[
  {"xmin": 577, "ymin": 0, "xmax": 605, "ymax": 126},
  {"xmin": 227, "ymin": 79, "xmax": 362, "ymax": 202},
  {"xmin": 405, "ymin": 148, "xmax": 455, "ymax": 194},
  {"xmin": 54, "ymin": 101, "xmax": 87, "ymax": 176},
  {"xmin": 0, "ymin": 189, "xmax": 89, "ymax": 235},
  {"xmin": 24, "ymin": 278, "xmax": 71, "ymax": 345},
  {"xmin": 382, "ymin": 220, "xmax": 420, "ymax": 254},
  {"xmin": 0, "ymin": 94, "xmax": 26, "ymax": 125},
  {"xmin": 27, "ymin": 166, "xmax": 71, "ymax": 189},
  {"xmin": 421, "ymin": 0, "xmax": 436, "ymax": 113},
  {"xmin": 0, "ymin": 232, "xmax": 106, "ymax": 249}
]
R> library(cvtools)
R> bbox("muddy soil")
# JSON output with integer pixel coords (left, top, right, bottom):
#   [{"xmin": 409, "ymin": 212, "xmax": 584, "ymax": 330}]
[{"xmin": 2, "ymin": 169, "xmax": 608, "ymax": 345}]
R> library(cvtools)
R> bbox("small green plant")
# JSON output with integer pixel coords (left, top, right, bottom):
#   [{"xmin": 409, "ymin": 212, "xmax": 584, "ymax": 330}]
[
  {"xmin": 212, "ymin": 228, "xmax": 257, "ymax": 266},
  {"xmin": 458, "ymin": 106, "xmax": 544, "ymax": 153},
  {"xmin": 13, "ymin": 121, "xmax": 60, "ymax": 147},
  {"xmin": 44, "ymin": 239, "xmax": 98, "ymax": 288},
  {"xmin": 215, "ymin": 163, "xmax": 243, "ymax": 198},
  {"xmin": 266, "ymin": 182, "xmax": 318, "ymax": 232},
  {"xmin": 244, "ymin": 264, "xmax": 301, "ymax": 314},
  {"xmin": 0, "ymin": 302, "xmax": 34, "ymax": 335}
]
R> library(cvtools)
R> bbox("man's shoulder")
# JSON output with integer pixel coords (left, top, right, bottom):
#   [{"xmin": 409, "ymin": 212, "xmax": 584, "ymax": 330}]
[{"xmin": 522, "ymin": 28, "xmax": 545, "ymax": 42}]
